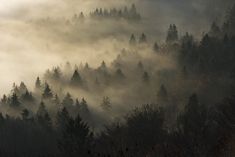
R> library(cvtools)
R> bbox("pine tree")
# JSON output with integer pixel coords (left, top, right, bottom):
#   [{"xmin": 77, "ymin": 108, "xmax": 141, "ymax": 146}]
[
  {"xmin": 139, "ymin": 33, "xmax": 147, "ymax": 43},
  {"xmin": 80, "ymin": 98, "xmax": 89, "ymax": 114},
  {"xmin": 19, "ymin": 82, "xmax": 27, "ymax": 94},
  {"xmin": 56, "ymin": 107, "xmax": 70, "ymax": 132},
  {"xmin": 62, "ymin": 93, "xmax": 74, "ymax": 108},
  {"xmin": 42, "ymin": 83, "xmax": 53, "ymax": 99},
  {"xmin": 36, "ymin": 101, "xmax": 52, "ymax": 128},
  {"xmin": 84, "ymin": 63, "xmax": 91, "ymax": 72},
  {"xmin": 129, "ymin": 34, "xmax": 136, "ymax": 46},
  {"xmin": 35, "ymin": 77, "xmax": 41, "ymax": 90},
  {"xmin": 10, "ymin": 93, "xmax": 20, "ymax": 107},
  {"xmin": 130, "ymin": 4, "xmax": 137, "ymax": 15},
  {"xmin": 79, "ymin": 12, "xmax": 85, "ymax": 23},
  {"xmin": 100, "ymin": 96, "xmax": 111, "ymax": 111},
  {"xmin": 52, "ymin": 67, "xmax": 61, "ymax": 80},
  {"xmin": 177, "ymin": 94, "xmax": 209, "ymax": 157},
  {"xmin": 100, "ymin": 61, "xmax": 106, "ymax": 70},
  {"xmin": 58, "ymin": 113, "xmax": 91, "ymax": 157},
  {"xmin": 115, "ymin": 68, "xmax": 125, "ymax": 79},
  {"xmin": 166, "ymin": 24, "xmax": 178, "ymax": 43},
  {"xmin": 71, "ymin": 70, "xmax": 83, "ymax": 86},
  {"xmin": 1, "ymin": 95, "xmax": 7, "ymax": 105},
  {"xmin": 22, "ymin": 90, "xmax": 34, "ymax": 102}
]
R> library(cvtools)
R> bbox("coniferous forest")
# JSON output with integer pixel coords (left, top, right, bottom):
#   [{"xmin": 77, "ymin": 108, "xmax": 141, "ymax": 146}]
[{"xmin": 0, "ymin": 0, "xmax": 235, "ymax": 156}]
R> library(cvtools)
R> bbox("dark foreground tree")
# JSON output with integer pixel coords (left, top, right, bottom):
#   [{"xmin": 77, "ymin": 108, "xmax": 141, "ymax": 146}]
[{"xmin": 58, "ymin": 113, "xmax": 92, "ymax": 157}]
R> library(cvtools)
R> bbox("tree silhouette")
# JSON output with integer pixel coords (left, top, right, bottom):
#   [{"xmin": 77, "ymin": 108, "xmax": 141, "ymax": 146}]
[
  {"xmin": 139, "ymin": 33, "xmax": 147, "ymax": 44},
  {"xmin": 10, "ymin": 93, "xmax": 20, "ymax": 107},
  {"xmin": 35, "ymin": 77, "xmax": 41, "ymax": 90},
  {"xmin": 71, "ymin": 70, "xmax": 83, "ymax": 86},
  {"xmin": 62, "ymin": 93, "xmax": 74, "ymax": 109},
  {"xmin": 42, "ymin": 83, "xmax": 53, "ymax": 99},
  {"xmin": 58, "ymin": 113, "xmax": 91, "ymax": 157},
  {"xmin": 166, "ymin": 24, "xmax": 178, "ymax": 43},
  {"xmin": 129, "ymin": 34, "xmax": 136, "ymax": 46},
  {"xmin": 101, "ymin": 96, "xmax": 111, "ymax": 111},
  {"xmin": 36, "ymin": 101, "xmax": 52, "ymax": 128}
]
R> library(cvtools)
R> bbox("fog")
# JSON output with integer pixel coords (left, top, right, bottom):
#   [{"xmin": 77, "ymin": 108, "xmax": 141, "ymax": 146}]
[{"xmin": 0, "ymin": 0, "xmax": 234, "ymax": 103}]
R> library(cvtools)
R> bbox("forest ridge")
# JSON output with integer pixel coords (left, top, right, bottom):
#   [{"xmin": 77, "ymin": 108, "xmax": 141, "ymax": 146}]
[{"xmin": 0, "ymin": 2, "xmax": 235, "ymax": 157}]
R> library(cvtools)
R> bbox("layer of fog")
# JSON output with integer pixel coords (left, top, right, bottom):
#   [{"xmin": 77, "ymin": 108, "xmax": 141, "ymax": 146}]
[{"xmin": 0, "ymin": 0, "xmax": 234, "ymax": 95}]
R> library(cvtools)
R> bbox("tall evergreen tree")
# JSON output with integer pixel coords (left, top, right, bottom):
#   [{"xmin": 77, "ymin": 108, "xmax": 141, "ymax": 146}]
[
  {"xmin": 1, "ymin": 94, "xmax": 7, "ymax": 105},
  {"xmin": 35, "ymin": 77, "xmax": 41, "ymax": 90},
  {"xmin": 21, "ymin": 90, "xmax": 34, "ymax": 102},
  {"xmin": 80, "ymin": 98, "xmax": 89, "ymax": 115},
  {"xmin": 100, "ymin": 96, "xmax": 112, "ymax": 111},
  {"xmin": 10, "ymin": 93, "xmax": 20, "ymax": 107},
  {"xmin": 62, "ymin": 93, "xmax": 74, "ymax": 108},
  {"xmin": 36, "ymin": 101, "xmax": 52, "ymax": 128},
  {"xmin": 166, "ymin": 24, "xmax": 178, "ymax": 43},
  {"xmin": 71, "ymin": 70, "xmax": 83, "ymax": 86},
  {"xmin": 52, "ymin": 67, "xmax": 62, "ymax": 80},
  {"xmin": 19, "ymin": 82, "xmax": 27, "ymax": 94},
  {"xmin": 42, "ymin": 83, "xmax": 53, "ymax": 99},
  {"xmin": 58, "ymin": 113, "xmax": 91, "ymax": 157},
  {"xmin": 56, "ymin": 107, "xmax": 70, "ymax": 132},
  {"xmin": 139, "ymin": 33, "xmax": 147, "ymax": 43},
  {"xmin": 79, "ymin": 12, "xmax": 85, "ymax": 23},
  {"xmin": 115, "ymin": 68, "xmax": 125, "ymax": 79},
  {"xmin": 129, "ymin": 34, "xmax": 136, "ymax": 46}
]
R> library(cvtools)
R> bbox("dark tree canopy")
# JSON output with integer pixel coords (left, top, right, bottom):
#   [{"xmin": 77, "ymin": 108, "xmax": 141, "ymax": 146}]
[{"xmin": 166, "ymin": 24, "xmax": 178, "ymax": 43}]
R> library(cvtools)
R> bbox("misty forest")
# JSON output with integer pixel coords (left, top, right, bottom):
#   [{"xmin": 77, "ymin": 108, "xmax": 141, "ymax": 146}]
[{"xmin": 0, "ymin": 0, "xmax": 235, "ymax": 156}]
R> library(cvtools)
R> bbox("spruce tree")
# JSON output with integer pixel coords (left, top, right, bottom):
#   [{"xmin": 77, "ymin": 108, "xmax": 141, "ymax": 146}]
[
  {"xmin": 22, "ymin": 90, "xmax": 34, "ymax": 102},
  {"xmin": 71, "ymin": 70, "xmax": 83, "ymax": 86},
  {"xmin": 10, "ymin": 93, "xmax": 20, "ymax": 107},
  {"xmin": 139, "ymin": 33, "xmax": 147, "ymax": 43},
  {"xmin": 129, "ymin": 34, "xmax": 136, "ymax": 46},
  {"xmin": 36, "ymin": 101, "xmax": 52, "ymax": 128},
  {"xmin": 19, "ymin": 82, "xmax": 27, "ymax": 94},
  {"xmin": 62, "ymin": 93, "xmax": 74, "ymax": 108},
  {"xmin": 100, "ymin": 96, "xmax": 111, "ymax": 111},
  {"xmin": 115, "ymin": 68, "xmax": 125, "ymax": 79},
  {"xmin": 56, "ymin": 107, "xmax": 70, "ymax": 132},
  {"xmin": 42, "ymin": 83, "xmax": 53, "ymax": 99},
  {"xmin": 1, "ymin": 95, "xmax": 7, "ymax": 105},
  {"xmin": 166, "ymin": 24, "xmax": 178, "ymax": 43},
  {"xmin": 35, "ymin": 77, "xmax": 41, "ymax": 90}
]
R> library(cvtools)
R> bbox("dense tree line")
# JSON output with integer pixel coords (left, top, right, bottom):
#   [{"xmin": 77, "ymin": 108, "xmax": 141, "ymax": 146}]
[
  {"xmin": 0, "ymin": 3, "xmax": 235, "ymax": 157},
  {"xmin": 90, "ymin": 4, "xmax": 141, "ymax": 21},
  {"xmin": 0, "ymin": 93, "xmax": 234, "ymax": 156}
]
